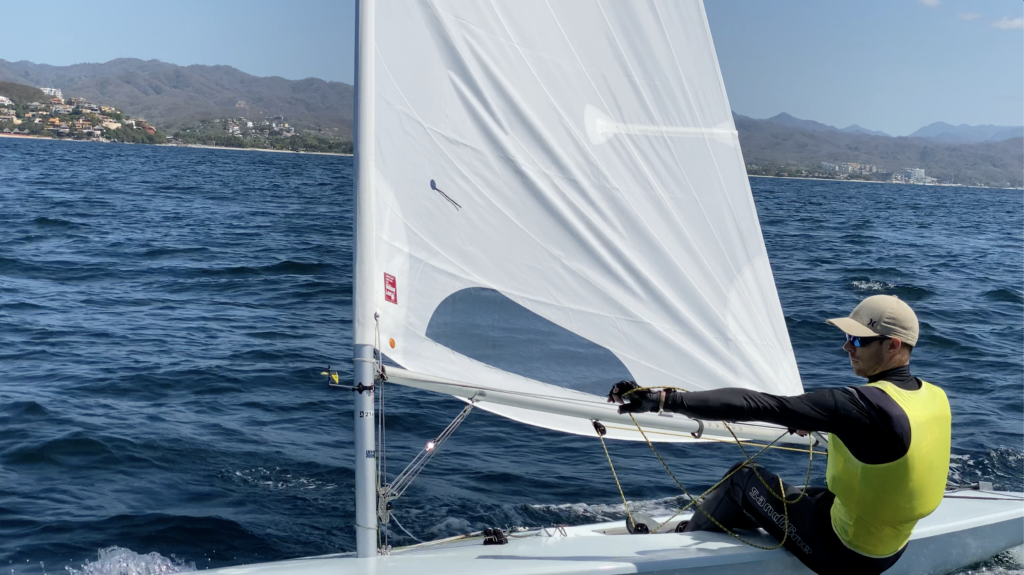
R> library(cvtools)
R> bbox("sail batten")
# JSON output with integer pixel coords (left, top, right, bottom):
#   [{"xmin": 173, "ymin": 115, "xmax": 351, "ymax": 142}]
[{"xmin": 369, "ymin": 0, "xmax": 803, "ymax": 438}]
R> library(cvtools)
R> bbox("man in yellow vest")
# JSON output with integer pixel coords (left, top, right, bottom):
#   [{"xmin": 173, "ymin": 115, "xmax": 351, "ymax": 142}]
[{"xmin": 609, "ymin": 295, "xmax": 951, "ymax": 575}]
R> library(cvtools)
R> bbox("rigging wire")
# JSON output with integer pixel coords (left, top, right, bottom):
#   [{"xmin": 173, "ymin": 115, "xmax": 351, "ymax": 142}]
[
  {"xmin": 373, "ymin": 312, "xmax": 389, "ymax": 551},
  {"xmin": 372, "ymin": 338, "xmax": 475, "ymax": 553}
]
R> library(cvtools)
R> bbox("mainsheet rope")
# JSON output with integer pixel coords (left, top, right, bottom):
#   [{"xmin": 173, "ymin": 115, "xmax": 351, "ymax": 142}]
[{"xmin": 597, "ymin": 385, "xmax": 820, "ymax": 551}]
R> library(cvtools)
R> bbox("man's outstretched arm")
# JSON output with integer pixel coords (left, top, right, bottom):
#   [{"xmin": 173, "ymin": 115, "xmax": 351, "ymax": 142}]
[{"xmin": 609, "ymin": 382, "xmax": 869, "ymax": 436}]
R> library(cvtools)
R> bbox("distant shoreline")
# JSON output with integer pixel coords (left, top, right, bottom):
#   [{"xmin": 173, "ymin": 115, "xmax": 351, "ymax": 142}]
[
  {"xmin": 0, "ymin": 133, "xmax": 77, "ymax": 141},
  {"xmin": 170, "ymin": 143, "xmax": 351, "ymax": 157},
  {"xmin": 0, "ymin": 134, "xmax": 352, "ymax": 156},
  {"xmin": 748, "ymin": 174, "xmax": 1015, "ymax": 190},
  {"xmin": 749, "ymin": 174, "xmax": 889, "ymax": 184},
  {"xmin": 1, "ymin": 136, "xmax": 1014, "ymax": 186}
]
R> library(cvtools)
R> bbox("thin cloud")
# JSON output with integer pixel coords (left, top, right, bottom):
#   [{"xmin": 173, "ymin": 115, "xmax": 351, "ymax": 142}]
[
  {"xmin": 956, "ymin": 13, "xmax": 981, "ymax": 21},
  {"xmin": 919, "ymin": 0, "xmax": 941, "ymax": 7},
  {"xmin": 992, "ymin": 16, "xmax": 1024, "ymax": 30}
]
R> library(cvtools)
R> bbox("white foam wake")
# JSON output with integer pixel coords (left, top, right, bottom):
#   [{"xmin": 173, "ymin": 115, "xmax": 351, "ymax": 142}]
[
  {"xmin": 64, "ymin": 546, "xmax": 195, "ymax": 575},
  {"xmin": 529, "ymin": 494, "xmax": 692, "ymax": 522}
]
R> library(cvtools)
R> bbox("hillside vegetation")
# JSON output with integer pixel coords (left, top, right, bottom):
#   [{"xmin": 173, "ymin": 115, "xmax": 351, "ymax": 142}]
[{"xmin": 0, "ymin": 81, "xmax": 46, "ymax": 104}]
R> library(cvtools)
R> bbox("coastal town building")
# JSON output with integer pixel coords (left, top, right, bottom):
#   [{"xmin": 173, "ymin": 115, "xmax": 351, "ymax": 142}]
[
  {"xmin": 0, "ymin": 86, "xmax": 138, "ymax": 142},
  {"xmin": 903, "ymin": 168, "xmax": 926, "ymax": 183},
  {"xmin": 39, "ymin": 87, "xmax": 63, "ymax": 99},
  {"xmin": 818, "ymin": 161, "xmax": 879, "ymax": 176},
  {"xmin": 0, "ymin": 88, "xmax": 322, "ymax": 150}
]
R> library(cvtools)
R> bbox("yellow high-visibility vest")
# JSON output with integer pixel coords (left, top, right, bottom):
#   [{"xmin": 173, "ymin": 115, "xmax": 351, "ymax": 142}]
[{"xmin": 826, "ymin": 379, "xmax": 951, "ymax": 557}]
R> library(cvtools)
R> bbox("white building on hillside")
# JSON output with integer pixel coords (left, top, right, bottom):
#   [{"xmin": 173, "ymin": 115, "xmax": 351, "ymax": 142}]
[{"xmin": 39, "ymin": 87, "xmax": 63, "ymax": 99}]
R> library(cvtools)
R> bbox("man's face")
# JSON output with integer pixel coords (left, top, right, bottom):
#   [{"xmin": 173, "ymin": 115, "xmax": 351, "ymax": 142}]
[{"xmin": 842, "ymin": 336, "xmax": 890, "ymax": 377}]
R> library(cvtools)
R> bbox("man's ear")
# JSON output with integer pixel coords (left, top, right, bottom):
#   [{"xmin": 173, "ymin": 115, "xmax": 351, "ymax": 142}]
[{"xmin": 888, "ymin": 337, "xmax": 903, "ymax": 356}]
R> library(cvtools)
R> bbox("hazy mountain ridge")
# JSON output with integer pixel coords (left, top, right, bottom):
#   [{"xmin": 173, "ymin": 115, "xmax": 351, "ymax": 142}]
[
  {"xmin": 907, "ymin": 122, "xmax": 1024, "ymax": 144},
  {"xmin": 735, "ymin": 113, "xmax": 1023, "ymax": 187},
  {"xmin": 763, "ymin": 113, "xmax": 892, "ymax": 138},
  {"xmin": 839, "ymin": 124, "xmax": 890, "ymax": 137},
  {"xmin": 761, "ymin": 112, "xmax": 1022, "ymax": 143},
  {"xmin": 0, "ymin": 59, "xmax": 354, "ymax": 137}
]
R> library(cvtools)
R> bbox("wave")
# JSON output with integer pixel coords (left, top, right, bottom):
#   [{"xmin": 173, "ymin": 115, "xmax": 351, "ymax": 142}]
[
  {"xmin": 947, "ymin": 448, "xmax": 1024, "ymax": 492},
  {"xmin": 194, "ymin": 260, "xmax": 331, "ymax": 277},
  {"xmin": 838, "ymin": 233, "xmax": 884, "ymax": 245},
  {"xmin": 245, "ymin": 330, "xmax": 305, "ymax": 340},
  {"xmin": 983, "ymin": 288, "xmax": 1024, "ymax": 305},
  {"xmin": 0, "ymin": 348, "xmax": 59, "ymax": 361},
  {"xmin": 33, "ymin": 216, "xmax": 85, "ymax": 227},
  {"xmin": 0, "ymin": 400, "xmax": 52, "ymax": 419},
  {"xmin": 140, "ymin": 246, "xmax": 212, "ymax": 259},
  {"xmin": 10, "ymin": 514, "xmax": 271, "ymax": 574},
  {"xmin": 0, "ymin": 301, "xmax": 45, "ymax": 311},
  {"xmin": 9, "ymin": 233, "xmax": 47, "ymax": 245},
  {"xmin": 528, "ymin": 494, "xmax": 692, "ymax": 523},
  {"xmin": 851, "ymin": 279, "xmax": 934, "ymax": 299},
  {"xmin": 222, "ymin": 466, "xmax": 339, "ymax": 493},
  {"xmin": 0, "ymin": 257, "xmax": 115, "ymax": 282},
  {"xmin": 4, "ymin": 432, "xmax": 150, "ymax": 467},
  {"xmin": 852, "ymin": 280, "xmax": 896, "ymax": 291}
]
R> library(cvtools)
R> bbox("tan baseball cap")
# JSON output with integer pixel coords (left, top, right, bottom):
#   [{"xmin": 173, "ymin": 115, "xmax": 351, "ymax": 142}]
[{"xmin": 826, "ymin": 295, "xmax": 919, "ymax": 346}]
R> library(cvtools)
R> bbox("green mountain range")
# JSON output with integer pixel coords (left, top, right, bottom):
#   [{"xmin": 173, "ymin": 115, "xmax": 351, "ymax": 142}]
[
  {"xmin": 2, "ymin": 58, "xmax": 1018, "ymax": 187},
  {"xmin": 0, "ymin": 59, "xmax": 353, "ymax": 138}
]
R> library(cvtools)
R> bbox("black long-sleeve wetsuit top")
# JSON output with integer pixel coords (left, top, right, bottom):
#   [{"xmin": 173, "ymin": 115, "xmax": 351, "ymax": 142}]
[{"xmin": 663, "ymin": 365, "xmax": 921, "ymax": 465}]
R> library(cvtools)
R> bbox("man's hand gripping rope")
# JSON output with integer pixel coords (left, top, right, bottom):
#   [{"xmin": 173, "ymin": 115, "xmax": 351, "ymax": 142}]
[{"xmin": 604, "ymin": 380, "xmax": 817, "ymax": 550}]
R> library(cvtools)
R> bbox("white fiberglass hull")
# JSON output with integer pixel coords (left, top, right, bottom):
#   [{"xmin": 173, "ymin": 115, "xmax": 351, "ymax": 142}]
[{"xmin": 206, "ymin": 490, "xmax": 1022, "ymax": 575}]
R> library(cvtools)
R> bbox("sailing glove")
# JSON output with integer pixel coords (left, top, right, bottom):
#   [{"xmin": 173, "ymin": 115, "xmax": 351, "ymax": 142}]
[{"xmin": 607, "ymin": 381, "xmax": 660, "ymax": 414}]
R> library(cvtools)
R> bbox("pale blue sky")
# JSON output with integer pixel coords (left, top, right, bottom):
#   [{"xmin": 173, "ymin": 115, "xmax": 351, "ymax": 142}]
[{"xmin": 0, "ymin": 0, "xmax": 1020, "ymax": 135}]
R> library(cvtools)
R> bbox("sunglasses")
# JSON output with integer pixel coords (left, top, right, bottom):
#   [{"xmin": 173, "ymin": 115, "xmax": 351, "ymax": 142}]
[{"xmin": 846, "ymin": 334, "xmax": 890, "ymax": 348}]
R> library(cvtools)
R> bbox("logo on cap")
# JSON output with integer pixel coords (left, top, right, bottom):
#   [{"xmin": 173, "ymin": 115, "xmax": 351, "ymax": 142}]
[{"xmin": 867, "ymin": 318, "xmax": 878, "ymax": 328}]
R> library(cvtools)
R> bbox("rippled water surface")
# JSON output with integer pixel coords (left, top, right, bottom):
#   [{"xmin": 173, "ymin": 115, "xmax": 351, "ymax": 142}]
[{"xmin": 0, "ymin": 139, "xmax": 1021, "ymax": 574}]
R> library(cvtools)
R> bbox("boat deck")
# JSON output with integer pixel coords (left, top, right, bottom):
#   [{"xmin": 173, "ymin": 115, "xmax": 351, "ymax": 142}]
[{"xmin": 206, "ymin": 490, "xmax": 1022, "ymax": 575}]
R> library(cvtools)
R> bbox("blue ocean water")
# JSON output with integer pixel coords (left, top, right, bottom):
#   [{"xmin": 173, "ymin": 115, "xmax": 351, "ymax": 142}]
[{"xmin": 0, "ymin": 138, "xmax": 1020, "ymax": 574}]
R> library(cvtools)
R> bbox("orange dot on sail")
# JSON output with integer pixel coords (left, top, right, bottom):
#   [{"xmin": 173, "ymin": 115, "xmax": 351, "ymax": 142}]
[{"xmin": 389, "ymin": 338, "xmax": 396, "ymax": 349}]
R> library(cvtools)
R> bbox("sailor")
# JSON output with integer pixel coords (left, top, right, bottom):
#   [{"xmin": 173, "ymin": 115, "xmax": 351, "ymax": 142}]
[{"xmin": 608, "ymin": 295, "xmax": 951, "ymax": 575}]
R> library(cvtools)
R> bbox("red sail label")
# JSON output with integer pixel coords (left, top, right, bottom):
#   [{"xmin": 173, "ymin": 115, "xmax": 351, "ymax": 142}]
[{"xmin": 384, "ymin": 273, "xmax": 397, "ymax": 304}]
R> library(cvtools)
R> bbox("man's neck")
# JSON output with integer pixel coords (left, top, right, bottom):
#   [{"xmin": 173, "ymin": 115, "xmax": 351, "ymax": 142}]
[{"xmin": 868, "ymin": 364, "xmax": 919, "ymax": 390}]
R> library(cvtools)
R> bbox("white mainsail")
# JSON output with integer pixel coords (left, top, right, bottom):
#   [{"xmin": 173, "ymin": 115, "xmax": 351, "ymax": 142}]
[{"xmin": 360, "ymin": 0, "xmax": 803, "ymax": 441}]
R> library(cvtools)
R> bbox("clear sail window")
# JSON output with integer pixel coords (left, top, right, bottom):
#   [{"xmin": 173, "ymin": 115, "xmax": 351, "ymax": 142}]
[{"xmin": 425, "ymin": 287, "xmax": 633, "ymax": 395}]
